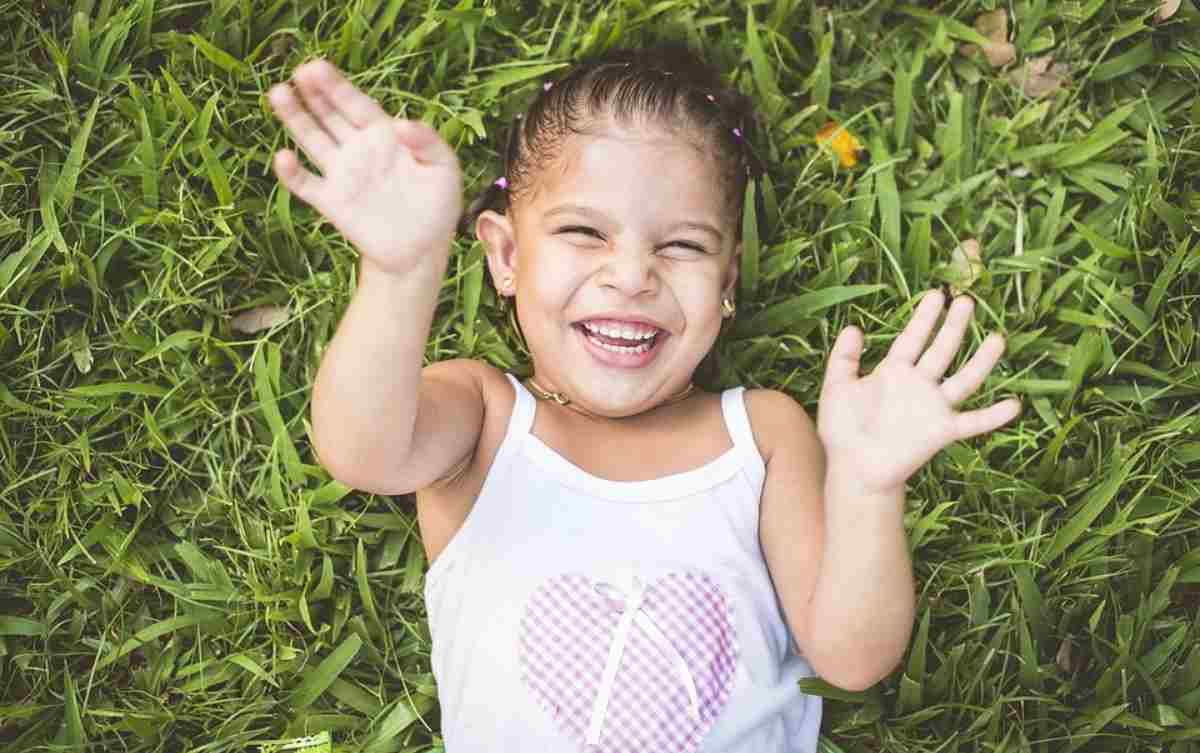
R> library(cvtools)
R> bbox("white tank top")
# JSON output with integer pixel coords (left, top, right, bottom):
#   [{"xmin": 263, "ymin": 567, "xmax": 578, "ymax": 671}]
[{"xmin": 424, "ymin": 373, "xmax": 822, "ymax": 752}]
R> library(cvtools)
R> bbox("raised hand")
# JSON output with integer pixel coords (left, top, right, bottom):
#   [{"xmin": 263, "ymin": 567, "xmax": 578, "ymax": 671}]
[
  {"xmin": 817, "ymin": 288, "xmax": 1022, "ymax": 496},
  {"xmin": 267, "ymin": 59, "xmax": 463, "ymax": 276}
]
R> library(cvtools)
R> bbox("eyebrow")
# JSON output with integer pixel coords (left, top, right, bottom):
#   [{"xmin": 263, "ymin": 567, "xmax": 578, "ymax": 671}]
[{"xmin": 543, "ymin": 203, "xmax": 725, "ymax": 243}]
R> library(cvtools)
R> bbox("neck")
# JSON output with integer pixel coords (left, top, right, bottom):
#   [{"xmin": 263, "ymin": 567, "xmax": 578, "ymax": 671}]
[{"xmin": 524, "ymin": 376, "xmax": 695, "ymax": 421}]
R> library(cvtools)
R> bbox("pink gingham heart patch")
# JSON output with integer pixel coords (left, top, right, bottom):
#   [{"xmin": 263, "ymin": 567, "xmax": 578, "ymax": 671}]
[{"xmin": 518, "ymin": 571, "xmax": 739, "ymax": 752}]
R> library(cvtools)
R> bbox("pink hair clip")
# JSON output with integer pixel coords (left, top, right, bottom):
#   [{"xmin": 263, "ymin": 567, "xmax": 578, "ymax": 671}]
[
  {"xmin": 494, "ymin": 176, "xmax": 508, "ymax": 189},
  {"xmin": 543, "ymin": 81, "xmax": 553, "ymax": 91}
]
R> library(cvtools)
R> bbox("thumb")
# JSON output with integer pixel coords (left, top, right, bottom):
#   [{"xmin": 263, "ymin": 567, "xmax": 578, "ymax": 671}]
[
  {"xmin": 824, "ymin": 325, "xmax": 863, "ymax": 388},
  {"xmin": 393, "ymin": 119, "xmax": 458, "ymax": 168}
]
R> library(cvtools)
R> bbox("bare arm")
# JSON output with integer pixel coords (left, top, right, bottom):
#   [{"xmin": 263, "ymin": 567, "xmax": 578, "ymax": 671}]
[
  {"xmin": 311, "ymin": 256, "xmax": 485, "ymax": 495},
  {"xmin": 757, "ymin": 389, "xmax": 913, "ymax": 692},
  {"xmin": 801, "ymin": 469, "xmax": 914, "ymax": 691},
  {"xmin": 266, "ymin": 59, "xmax": 479, "ymax": 494}
]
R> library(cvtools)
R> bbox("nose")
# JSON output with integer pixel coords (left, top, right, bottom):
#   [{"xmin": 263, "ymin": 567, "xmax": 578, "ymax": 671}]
[{"xmin": 596, "ymin": 244, "xmax": 659, "ymax": 297}]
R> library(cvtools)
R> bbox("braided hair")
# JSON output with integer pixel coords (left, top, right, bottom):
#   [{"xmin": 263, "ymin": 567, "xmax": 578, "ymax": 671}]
[{"xmin": 458, "ymin": 40, "xmax": 765, "ymax": 241}]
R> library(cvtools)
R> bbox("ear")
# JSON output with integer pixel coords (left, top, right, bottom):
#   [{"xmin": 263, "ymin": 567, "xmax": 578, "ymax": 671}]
[
  {"xmin": 721, "ymin": 241, "xmax": 742, "ymax": 303},
  {"xmin": 476, "ymin": 209, "xmax": 519, "ymax": 297}
]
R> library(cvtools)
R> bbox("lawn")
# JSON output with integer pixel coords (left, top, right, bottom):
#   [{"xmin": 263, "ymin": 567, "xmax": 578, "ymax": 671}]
[{"xmin": 1, "ymin": 0, "xmax": 1199, "ymax": 751}]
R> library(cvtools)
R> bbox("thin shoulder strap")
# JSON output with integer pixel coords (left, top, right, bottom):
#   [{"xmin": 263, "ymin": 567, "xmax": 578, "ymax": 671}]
[
  {"xmin": 503, "ymin": 373, "xmax": 537, "ymax": 438},
  {"xmin": 720, "ymin": 386, "xmax": 767, "ymax": 477}
]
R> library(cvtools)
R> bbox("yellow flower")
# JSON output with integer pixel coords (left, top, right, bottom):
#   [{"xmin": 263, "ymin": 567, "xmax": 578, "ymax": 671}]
[{"xmin": 815, "ymin": 122, "xmax": 865, "ymax": 168}]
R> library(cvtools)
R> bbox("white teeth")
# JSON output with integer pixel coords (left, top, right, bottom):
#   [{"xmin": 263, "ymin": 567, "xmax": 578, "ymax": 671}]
[
  {"xmin": 585, "ymin": 334, "xmax": 654, "ymax": 354},
  {"xmin": 581, "ymin": 321, "xmax": 659, "ymax": 340}
]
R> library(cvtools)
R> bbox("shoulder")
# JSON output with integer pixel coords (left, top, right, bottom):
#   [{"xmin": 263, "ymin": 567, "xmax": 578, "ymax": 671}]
[
  {"xmin": 740, "ymin": 387, "xmax": 820, "ymax": 467},
  {"xmin": 427, "ymin": 356, "xmax": 509, "ymax": 388},
  {"xmin": 438, "ymin": 357, "xmax": 522, "ymax": 433},
  {"xmin": 475, "ymin": 361, "xmax": 521, "ymax": 423},
  {"xmin": 419, "ymin": 358, "xmax": 515, "ymax": 490},
  {"xmin": 425, "ymin": 357, "xmax": 514, "ymax": 409}
]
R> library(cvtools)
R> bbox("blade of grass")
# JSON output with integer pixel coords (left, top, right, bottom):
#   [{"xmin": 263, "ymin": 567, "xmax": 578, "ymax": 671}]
[{"xmin": 288, "ymin": 633, "xmax": 363, "ymax": 710}]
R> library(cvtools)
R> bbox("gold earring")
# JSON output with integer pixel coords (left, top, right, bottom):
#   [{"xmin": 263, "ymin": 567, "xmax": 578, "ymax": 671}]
[
  {"xmin": 498, "ymin": 276, "xmax": 514, "ymax": 304},
  {"xmin": 721, "ymin": 297, "xmax": 736, "ymax": 318}
]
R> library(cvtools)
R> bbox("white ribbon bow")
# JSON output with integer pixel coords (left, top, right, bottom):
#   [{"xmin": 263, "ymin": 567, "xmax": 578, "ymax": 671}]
[{"xmin": 585, "ymin": 570, "xmax": 701, "ymax": 745}]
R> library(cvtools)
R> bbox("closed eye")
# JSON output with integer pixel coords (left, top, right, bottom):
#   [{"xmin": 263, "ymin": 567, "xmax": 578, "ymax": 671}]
[
  {"xmin": 559, "ymin": 226, "xmax": 602, "ymax": 239},
  {"xmin": 557, "ymin": 226, "xmax": 707, "ymax": 253}
]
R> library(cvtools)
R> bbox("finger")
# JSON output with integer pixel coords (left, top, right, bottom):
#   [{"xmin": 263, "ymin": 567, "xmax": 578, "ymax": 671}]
[
  {"xmin": 916, "ymin": 294, "xmax": 975, "ymax": 379},
  {"xmin": 940, "ymin": 332, "xmax": 1006, "ymax": 405},
  {"xmin": 886, "ymin": 289, "xmax": 945, "ymax": 365},
  {"xmin": 272, "ymin": 149, "xmax": 325, "ymax": 208},
  {"xmin": 292, "ymin": 60, "xmax": 356, "ymax": 143},
  {"xmin": 823, "ymin": 325, "xmax": 863, "ymax": 389},
  {"xmin": 393, "ymin": 119, "xmax": 459, "ymax": 168},
  {"xmin": 268, "ymin": 83, "xmax": 335, "ymax": 169},
  {"xmin": 951, "ymin": 397, "xmax": 1022, "ymax": 441},
  {"xmin": 314, "ymin": 59, "xmax": 390, "ymax": 127}
]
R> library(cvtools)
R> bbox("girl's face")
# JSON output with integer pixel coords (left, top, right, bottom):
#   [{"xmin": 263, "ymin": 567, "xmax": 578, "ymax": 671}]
[{"xmin": 478, "ymin": 120, "xmax": 741, "ymax": 418}]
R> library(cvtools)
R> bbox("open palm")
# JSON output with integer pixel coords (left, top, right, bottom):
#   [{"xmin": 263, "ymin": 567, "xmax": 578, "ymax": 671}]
[
  {"xmin": 267, "ymin": 60, "xmax": 462, "ymax": 275},
  {"xmin": 817, "ymin": 289, "xmax": 1022, "ymax": 495}
]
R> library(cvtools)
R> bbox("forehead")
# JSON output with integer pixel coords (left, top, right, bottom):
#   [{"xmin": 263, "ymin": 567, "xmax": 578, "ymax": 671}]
[{"xmin": 522, "ymin": 121, "xmax": 729, "ymax": 227}]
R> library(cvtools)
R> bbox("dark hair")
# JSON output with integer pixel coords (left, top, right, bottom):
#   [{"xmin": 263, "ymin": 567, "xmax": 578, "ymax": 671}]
[{"xmin": 458, "ymin": 40, "xmax": 765, "ymax": 240}]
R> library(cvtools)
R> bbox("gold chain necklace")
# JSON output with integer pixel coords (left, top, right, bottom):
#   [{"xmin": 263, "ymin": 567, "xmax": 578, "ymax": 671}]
[{"xmin": 524, "ymin": 377, "xmax": 695, "ymax": 419}]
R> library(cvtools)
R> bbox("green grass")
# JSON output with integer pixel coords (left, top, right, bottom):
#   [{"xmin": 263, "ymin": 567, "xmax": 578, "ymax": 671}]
[{"xmin": 2, "ymin": 0, "xmax": 1199, "ymax": 751}]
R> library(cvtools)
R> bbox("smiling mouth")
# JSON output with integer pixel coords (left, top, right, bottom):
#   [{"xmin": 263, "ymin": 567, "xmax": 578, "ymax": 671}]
[{"xmin": 572, "ymin": 322, "xmax": 665, "ymax": 350}]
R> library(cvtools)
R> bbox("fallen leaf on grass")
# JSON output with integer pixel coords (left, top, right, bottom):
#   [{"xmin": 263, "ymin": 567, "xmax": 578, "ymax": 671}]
[
  {"xmin": 231, "ymin": 305, "xmax": 290, "ymax": 333},
  {"xmin": 958, "ymin": 9, "xmax": 1017, "ymax": 68},
  {"xmin": 1007, "ymin": 55, "xmax": 1070, "ymax": 98},
  {"xmin": 72, "ymin": 339, "xmax": 93, "ymax": 374},
  {"xmin": 1156, "ymin": 0, "xmax": 1181, "ymax": 21},
  {"xmin": 946, "ymin": 238, "xmax": 983, "ymax": 296},
  {"xmin": 1056, "ymin": 638, "xmax": 1073, "ymax": 673},
  {"xmin": 1055, "ymin": 638, "xmax": 1088, "ymax": 673},
  {"xmin": 815, "ymin": 122, "xmax": 865, "ymax": 168}
]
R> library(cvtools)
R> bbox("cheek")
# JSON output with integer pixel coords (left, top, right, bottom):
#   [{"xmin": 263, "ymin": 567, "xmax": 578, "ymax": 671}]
[
  {"xmin": 671, "ymin": 266, "xmax": 725, "ymax": 307},
  {"xmin": 524, "ymin": 257, "xmax": 584, "ymax": 307}
]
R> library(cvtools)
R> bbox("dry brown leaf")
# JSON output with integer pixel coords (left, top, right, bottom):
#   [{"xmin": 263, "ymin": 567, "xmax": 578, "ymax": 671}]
[
  {"xmin": 1007, "ymin": 55, "xmax": 1070, "ymax": 98},
  {"xmin": 1056, "ymin": 638, "xmax": 1073, "ymax": 673},
  {"xmin": 981, "ymin": 40, "xmax": 1017, "ymax": 68},
  {"xmin": 231, "ymin": 305, "xmax": 290, "ymax": 333},
  {"xmin": 1157, "ymin": 0, "xmax": 1181, "ymax": 21},
  {"xmin": 947, "ymin": 239, "xmax": 983, "ymax": 296},
  {"xmin": 958, "ymin": 9, "xmax": 1017, "ymax": 68},
  {"xmin": 975, "ymin": 8, "xmax": 1008, "ymax": 39}
]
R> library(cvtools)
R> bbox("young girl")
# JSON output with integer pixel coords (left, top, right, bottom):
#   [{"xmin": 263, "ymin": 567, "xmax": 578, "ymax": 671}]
[{"xmin": 267, "ymin": 42, "xmax": 1021, "ymax": 753}]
